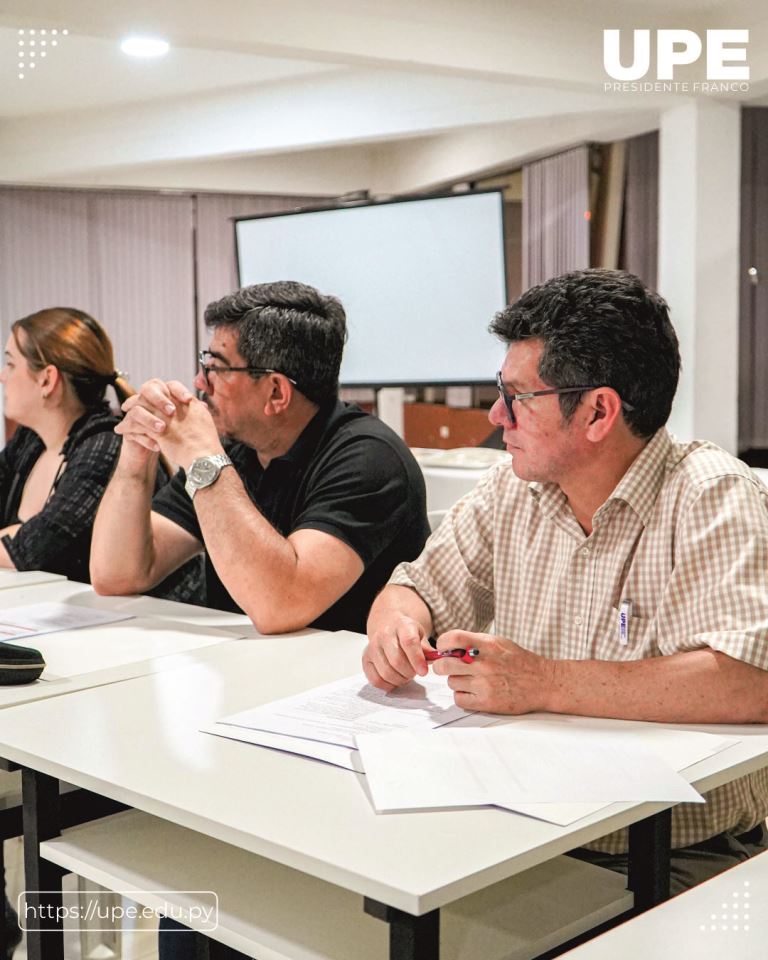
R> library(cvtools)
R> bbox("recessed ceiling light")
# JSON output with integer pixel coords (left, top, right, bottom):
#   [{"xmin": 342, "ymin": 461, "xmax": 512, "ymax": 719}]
[{"xmin": 120, "ymin": 36, "xmax": 170, "ymax": 58}]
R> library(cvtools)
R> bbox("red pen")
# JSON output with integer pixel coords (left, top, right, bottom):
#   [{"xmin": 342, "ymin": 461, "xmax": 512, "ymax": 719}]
[{"xmin": 424, "ymin": 647, "xmax": 479, "ymax": 664}]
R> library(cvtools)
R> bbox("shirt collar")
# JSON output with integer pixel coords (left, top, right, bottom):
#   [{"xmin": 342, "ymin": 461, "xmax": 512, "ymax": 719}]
[
  {"xmin": 275, "ymin": 398, "xmax": 341, "ymax": 467},
  {"xmin": 526, "ymin": 428, "xmax": 673, "ymax": 528},
  {"xmin": 597, "ymin": 427, "xmax": 672, "ymax": 525}
]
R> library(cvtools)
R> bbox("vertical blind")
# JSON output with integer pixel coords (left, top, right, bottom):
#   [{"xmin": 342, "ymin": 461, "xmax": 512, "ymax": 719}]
[
  {"xmin": 0, "ymin": 187, "xmax": 326, "ymax": 396},
  {"xmin": 620, "ymin": 131, "xmax": 659, "ymax": 290},
  {"xmin": 522, "ymin": 146, "xmax": 590, "ymax": 290},
  {"xmin": 739, "ymin": 108, "xmax": 768, "ymax": 450}
]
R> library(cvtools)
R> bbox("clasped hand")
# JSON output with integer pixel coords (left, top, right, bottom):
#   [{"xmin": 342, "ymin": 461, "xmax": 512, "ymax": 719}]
[
  {"xmin": 362, "ymin": 621, "xmax": 555, "ymax": 715},
  {"xmin": 114, "ymin": 379, "xmax": 223, "ymax": 470}
]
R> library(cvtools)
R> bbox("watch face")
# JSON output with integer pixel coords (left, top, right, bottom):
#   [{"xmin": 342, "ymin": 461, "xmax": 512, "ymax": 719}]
[{"xmin": 190, "ymin": 458, "xmax": 218, "ymax": 486}]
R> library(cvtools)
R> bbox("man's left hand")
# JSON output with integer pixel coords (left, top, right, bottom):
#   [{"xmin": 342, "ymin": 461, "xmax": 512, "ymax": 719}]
[
  {"xmin": 154, "ymin": 396, "xmax": 224, "ymax": 470},
  {"xmin": 430, "ymin": 630, "xmax": 556, "ymax": 715}
]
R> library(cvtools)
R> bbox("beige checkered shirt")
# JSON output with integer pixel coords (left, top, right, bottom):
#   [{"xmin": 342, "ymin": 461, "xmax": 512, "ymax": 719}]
[{"xmin": 391, "ymin": 429, "xmax": 768, "ymax": 853}]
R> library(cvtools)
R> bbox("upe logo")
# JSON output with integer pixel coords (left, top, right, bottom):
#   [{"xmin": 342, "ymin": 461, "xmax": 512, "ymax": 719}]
[{"xmin": 603, "ymin": 29, "xmax": 749, "ymax": 81}]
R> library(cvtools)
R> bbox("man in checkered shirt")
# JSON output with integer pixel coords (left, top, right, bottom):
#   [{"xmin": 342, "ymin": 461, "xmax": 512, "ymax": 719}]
[{"xmin": 363, "ymin": 268, "xmax": 768, "ymax": 892}]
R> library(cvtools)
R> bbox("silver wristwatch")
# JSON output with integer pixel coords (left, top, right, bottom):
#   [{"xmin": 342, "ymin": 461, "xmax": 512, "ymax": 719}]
[{"xmin": 184, "ymin": 453, "xmax": 233, "ymax": 499}]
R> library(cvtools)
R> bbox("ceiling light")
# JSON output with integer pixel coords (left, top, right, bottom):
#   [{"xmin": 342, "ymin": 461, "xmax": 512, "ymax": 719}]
[{"xmin": 120, "ymin": 36, "xmax": 170, "ymax": 58}]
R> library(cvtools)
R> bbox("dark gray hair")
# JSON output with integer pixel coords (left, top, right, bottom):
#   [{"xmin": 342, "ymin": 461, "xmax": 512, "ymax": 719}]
[
  {"xmin": 204, "ymin": 281, "xmax": 348, "ymax": 405},
  {"xmin": 490, "ymin": 269, "xmax": 680, "ymax": 439}
]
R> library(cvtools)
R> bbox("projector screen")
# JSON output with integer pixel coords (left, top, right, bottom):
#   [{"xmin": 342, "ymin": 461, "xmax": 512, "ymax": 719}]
[{"xmin": 235, "ymin": 192, "xmax": 507, "ymax": 386}]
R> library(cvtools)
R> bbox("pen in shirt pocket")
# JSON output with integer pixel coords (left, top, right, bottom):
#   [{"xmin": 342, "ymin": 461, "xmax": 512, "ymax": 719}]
[{"xmin": 618, "ymin": 600, "xmax": 632, "ymax": 646}]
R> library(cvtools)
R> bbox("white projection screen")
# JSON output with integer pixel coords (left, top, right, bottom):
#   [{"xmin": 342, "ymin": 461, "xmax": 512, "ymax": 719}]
[{"xmin": 235, "ymin": 192, "xmax": 507, "ymax": 386}]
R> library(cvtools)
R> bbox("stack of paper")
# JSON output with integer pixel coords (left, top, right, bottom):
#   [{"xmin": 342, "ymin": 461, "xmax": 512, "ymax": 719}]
[
  {"xmin": 356, "ymin": 720, "xmax": 739, "ymax": 822},
  {"xmin": 205, "ymin": 675, "xmax": 740, "ymax": 827},
  {"xmin": 204, "ymin": 672, "xmax": 498, "ymax": 770}
]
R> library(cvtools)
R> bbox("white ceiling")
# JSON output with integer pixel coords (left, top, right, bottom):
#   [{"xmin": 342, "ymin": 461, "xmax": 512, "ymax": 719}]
[
  {"xmin": 0, "ymin": 28, "xmax": 340, "ymax": 117},
  {"xmin": 0, "ymin": 0, "xmax": 766, "ymax": 196}
]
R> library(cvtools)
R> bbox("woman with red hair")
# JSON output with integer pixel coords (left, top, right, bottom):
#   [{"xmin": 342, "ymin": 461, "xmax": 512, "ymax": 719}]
[{"xmin": 0, "ymin": 306, "xmax": 139, "ymax": 581}]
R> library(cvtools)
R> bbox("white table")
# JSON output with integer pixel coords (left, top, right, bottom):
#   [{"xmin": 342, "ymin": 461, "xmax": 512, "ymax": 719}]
[
  {"xmin": 0, "ymin": 582, "xmax": 258, "ymax": 959},
  {"xmin": 2, "ymin": 638, "xmax": 766, "ymax": 959},
  {"xmin": 0, "ymin": 610, "xmax": 246, "ymax": 712},
  {"xmin": 0, "ymin": 569, "xmax": 66, "ymax": 591},
  {"xmin": 0, "ymin": 584, "xmax": 336, "ymax": 960},
  {"xmin": 0, "ymin": 577, "xmax": 255, "ymax": 635},
  {"xmin": 39, "ymin": 809, "xmax": 634, "ymax": 960},
  {"xmin": 412, "ymin": 447, "xmax": 507, "ymax": 513},
  {"xmin": 559, "ymin": 847, "xmax": 768, "ymax": 959}
]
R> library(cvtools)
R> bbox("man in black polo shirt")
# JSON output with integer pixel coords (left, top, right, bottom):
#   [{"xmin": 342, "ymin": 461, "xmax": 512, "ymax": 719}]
[{"xmin": 91, "ymin": 281, "xmax": 429, "ymax": 633}]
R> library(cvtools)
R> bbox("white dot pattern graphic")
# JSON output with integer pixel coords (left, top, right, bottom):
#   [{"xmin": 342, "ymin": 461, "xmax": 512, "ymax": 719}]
[{"xmin": 14, "ymin": 24, "xmax": 69, "ymax": 79}]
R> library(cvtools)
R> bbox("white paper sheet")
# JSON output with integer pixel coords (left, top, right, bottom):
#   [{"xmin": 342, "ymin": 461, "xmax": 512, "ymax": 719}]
[
  {"xmin": 216, "ymin": 671, "xmax": 471, "ymax": 748},
  {"xmin": 0, "ymin": 602, "xmax": 133, "ymax": 642},
  {"xmin": 201, "ymin": 722, "xmax": 364, "ymax": 770},
  {"xmin": 202, "ymin": 710, "xmax": 500, "ymax": 771},
  {"xmin": 494, "ymin": 718, "xmax": 739, "ymax": 823},
  {"xmin": 355, "ymin": 725, "xmax": 724, "ymax": 813}
]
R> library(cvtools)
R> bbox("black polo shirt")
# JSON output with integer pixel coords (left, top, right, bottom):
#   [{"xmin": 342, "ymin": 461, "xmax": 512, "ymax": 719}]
[{"xmin": 151, "ymin": 400, "xmax": 430, "ymax": 633}]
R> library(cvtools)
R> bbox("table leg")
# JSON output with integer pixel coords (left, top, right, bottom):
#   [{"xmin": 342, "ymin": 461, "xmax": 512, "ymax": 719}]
[
  {"xmin": 627, "ymin": 808, "xmax": 671, "ymax": 911},
  {"xmin": 188, "ymin": 930, "xmax": 233, "ymax": 959},
  {"xmin": 21, "ymin": 768, "xmax": 64, "ymax": 960},
  {"xmin": 1, "ymin": 839, "xmax": 7, "ymax": 960},
  {"xmin": 364, "ymin": 897, "xmax": 439, "ymax": 960}
]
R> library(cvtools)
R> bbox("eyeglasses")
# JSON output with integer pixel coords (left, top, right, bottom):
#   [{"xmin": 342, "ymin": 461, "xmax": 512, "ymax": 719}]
[
  {"xmin": 495, "ymin": 371, "xmax": 635, "ymax": 426},
  {"xmin": 198, "ymin": 350, "xmax": 297, "ymax": 389}
]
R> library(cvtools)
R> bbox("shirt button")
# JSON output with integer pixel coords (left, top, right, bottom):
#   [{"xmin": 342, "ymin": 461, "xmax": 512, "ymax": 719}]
[
  {"xmin": 573, "ymin": 615, "xmax": 583, "ymax": 626},
  {"xmin": 580, "ymin": 547, "xmax": 590, "ymax": 557}
]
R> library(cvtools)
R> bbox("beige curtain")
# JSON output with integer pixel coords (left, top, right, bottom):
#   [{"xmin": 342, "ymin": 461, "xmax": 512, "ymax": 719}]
[
  {"xmin": 522, "ymin": 146, "xmax": 590, "ymax": 290},
  {"xmin": 0, "ymin": 187, "xmax": 196, "ymax": 387},
  {"xmin": 739, "ymin": 108, "xmax": 768, "ymax": 451},
  {"xmin": 0, "ymin": 187, "xmax": 328, "ymax": 407},
  {"xmin": 620, "ymin": 131, "xmax": 659, "ymax": 289}
]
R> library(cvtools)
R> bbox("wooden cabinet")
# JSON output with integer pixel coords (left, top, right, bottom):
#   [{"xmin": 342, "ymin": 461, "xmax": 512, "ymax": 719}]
[{"xmin": 403, "ymin": 403, "xmax": 495, "ymax": 449}]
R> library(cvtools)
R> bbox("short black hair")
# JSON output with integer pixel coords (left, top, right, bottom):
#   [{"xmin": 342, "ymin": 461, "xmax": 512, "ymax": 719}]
[
  {"xmin": 204, "ymin": 281, "xmax": 347, "ymax": 406},
  {"xmin": 490, "ymin": 269, "xmax": 680, "ymax": 438}
]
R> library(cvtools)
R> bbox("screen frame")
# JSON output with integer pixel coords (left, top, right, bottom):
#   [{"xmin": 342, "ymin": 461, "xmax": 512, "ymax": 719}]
[{"xmin": 232, "ymin": 189, "xmax": 508, "ymax": 388}]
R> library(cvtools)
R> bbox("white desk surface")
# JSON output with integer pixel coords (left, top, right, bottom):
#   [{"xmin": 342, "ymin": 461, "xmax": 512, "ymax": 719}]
[
  {"xmin": 561, "ymin": 848, "xmax": 768, "ymax": 959},
  {"xmin": 0, "ymin": 578, "xmax": 254, "ymax": 635},
  {"xmin": 1, "ymin": 636, "xmax": 766, "ymax": 915},
  {"xmin": 411, "ymin": 448, "xmax": 508, "ymax": 470},
  {"xmin": 0, "ymin": 578, "xmax": 258, "ymax": 709},
  {"xmin": 0, "ymin": 621, "xmax": 241, "ymax": 710},
  {"xmin": 0, "ymin": 569, "xmax": 66, "ymax": 590}
]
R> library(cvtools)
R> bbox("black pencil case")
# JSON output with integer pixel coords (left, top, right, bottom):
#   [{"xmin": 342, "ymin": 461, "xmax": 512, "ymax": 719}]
[{"xmin": 0, "ymin": 642, "xmax": 46, "ymax": 685}]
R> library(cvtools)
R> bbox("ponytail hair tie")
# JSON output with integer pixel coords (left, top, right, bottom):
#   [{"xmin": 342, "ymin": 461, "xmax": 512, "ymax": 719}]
[{"xmin": 109, "ymin": 369, "xmax": 127, "ymax": 385}]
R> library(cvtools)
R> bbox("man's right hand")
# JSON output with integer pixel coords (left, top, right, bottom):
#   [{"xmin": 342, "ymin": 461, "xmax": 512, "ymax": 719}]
[{"xmin": 362, "ymin": 615, "xmax": 433, "ymax": 692}]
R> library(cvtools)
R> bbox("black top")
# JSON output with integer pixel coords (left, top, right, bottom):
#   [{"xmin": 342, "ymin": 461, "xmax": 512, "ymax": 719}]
[
  {"xmin": 151, "ymin": 400, "xmax": 430, "ymax": 632},
  {"xmin": 0, "ymin": 405, "xmax": 122, "ymax": 582},
  {"xmin": 0, "ymin": 405, "xmax": 203, "ymax": 599}
]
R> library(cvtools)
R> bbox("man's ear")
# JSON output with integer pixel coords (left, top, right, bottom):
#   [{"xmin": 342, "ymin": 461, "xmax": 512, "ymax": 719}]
[
  {"xmin": 584, "ymin": 388, "xmax": 623, "ymax": 442},
  {"xmin": 262, "ymin": 374, "xmax": 294, "ymax": 417}
]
